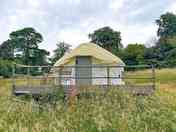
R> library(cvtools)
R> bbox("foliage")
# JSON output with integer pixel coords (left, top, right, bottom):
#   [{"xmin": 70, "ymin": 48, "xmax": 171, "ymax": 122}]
[
  {"xmin": 89, "ymin": 26, "xmax": 122, "ymax": 55},
  {"xmin": 87, "ymin": 13, "xmax": 176, "ymax": 68},
  {"xmin": 0, "ymin": 59, "xmax": 13, "ymax": 78},
  {"xmin": 121, "ymin": 44, "xmax": 146, "ymax": 65},
  {"xmin": 156, "ymin": 12, "xmax": 176, "ymax": 38},
  {"xmin": 144, "ymin": 47, "xmax": 158, "ymax": 64},
  {"xmin": 152, "ymin": 12, "xmax": 176, "ymax": 68},
  {"xmin": 30, "ymin": 49, "xmax": 50, "ymax": 66},
  {"xmin": 9, "ymin": 27, "xmax": 49, "ymax": 65},
  {"xmin": 121, "ymin": 13, "xmax": 176, "ymax": 67},
  {"xmin": 0, "ymin": 27, "xmax": 50, "ymax": 66},
  {"xmin": 51, "ymin": 42, "xmax": 71, "ymax": 64},
  {"xmin": 0, "ymin": 27, "xmax": 50, "ymax": 77},
  {"xmin": 0, "ymin": 40, "xmax": 14, "ymax": 60}
]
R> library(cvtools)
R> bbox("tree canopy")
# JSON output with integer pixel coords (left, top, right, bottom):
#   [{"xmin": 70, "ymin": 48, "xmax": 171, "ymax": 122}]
[
  {"xmin": 122, "ymin": 44, "xmax": 146, "ymax": 65},
  {"xmin": 89, "ymin": 26, "xmax": 122, "ymax": 55},
  {"xmin": 156, "ymin": 12, "xmax": 176, "ymax": 38},
  {"xmin": 51, "ymin": 42, "xmax": 71, "ymax": 64},
  {"xmin": 0, "ymin": 40, "xmax": 14, "ymax": 60},
  {"xmin": 1, "ymin": 12, "xmax": 176, "ymax": 77},
  {"xmin": 0, "ymin": 27, "xmax": 50, "ymax": 77},
  {"xmin": 9, "ymin": 27, "xmax": 45, "ymax": 65},
  {"xmin": 154, "ymin": 12, "xmax": 176, "ymax": 67}
]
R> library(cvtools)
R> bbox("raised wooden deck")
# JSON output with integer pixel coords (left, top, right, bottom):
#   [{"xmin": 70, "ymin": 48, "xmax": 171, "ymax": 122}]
[
  {"xmin": 13, "ymin": 85, "xmax": 155, "ymax": 96},
  {"xmin": 13, "ymin": 86, "xmax": 53, "ymax": 96}
]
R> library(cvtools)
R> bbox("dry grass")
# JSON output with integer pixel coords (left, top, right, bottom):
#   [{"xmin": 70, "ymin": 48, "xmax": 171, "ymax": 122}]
[
  {"xmin": 159, "ymin": 83, "xmax": 176, "ymax": 93},
  {"xmin": 126, "ymin": 68, "xmax": 176, "ymax": 84},
  {"xmin": 0, "ymin": 68, "xmax": 176, "ymax": 132}
]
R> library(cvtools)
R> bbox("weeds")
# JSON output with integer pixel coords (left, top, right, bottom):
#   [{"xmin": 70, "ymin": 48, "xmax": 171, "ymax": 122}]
[
  {"xmin": 0, "ymin": 88, "xmax": 176, "ymax": 132},
  {"xmin": 0, "ymin": 68, "xmax": 176, "ymax": 132}
]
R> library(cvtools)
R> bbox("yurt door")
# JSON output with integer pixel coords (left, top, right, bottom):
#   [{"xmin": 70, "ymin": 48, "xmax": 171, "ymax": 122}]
[{"xmin": 76, "ymin": 56, "xmax": 92, "ymax": 85}]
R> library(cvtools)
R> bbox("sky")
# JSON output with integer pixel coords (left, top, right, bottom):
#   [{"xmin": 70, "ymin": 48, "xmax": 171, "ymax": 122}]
[{"xmin": 0, "ymin": 0, "xmax": 176, "ymax": 54}]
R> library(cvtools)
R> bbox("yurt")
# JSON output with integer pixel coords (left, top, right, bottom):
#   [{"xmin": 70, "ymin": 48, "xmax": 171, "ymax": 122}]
[{"xmin": 53, "ymin": 43, "xmax": 125, "ymax": 86}]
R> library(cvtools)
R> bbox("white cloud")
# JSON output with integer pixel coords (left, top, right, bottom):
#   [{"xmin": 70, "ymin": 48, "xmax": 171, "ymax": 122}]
[
  {"xmin": 27, "ymin": 0, "xmax": 40, "ymax": 9},
  {"xmin": 121, "ymin": 24, "xmax": 157, "ymax": 46},
  {"xmin": 109, "ymin": 0, "xmax": 125, "ymax": 12},
  {"xmin": 57, "ymin": 29, "xmax": 89, "ymax": 48},
  {"xmin": 0, "ymin": 0, "xmax": 173, "ymax": 54},
  {"xmin": 68, "ymin": 0, "xmax": 81, "ymax": 5},
  {"xmin": 167, "ymin": 2, "xmax": 176, "ymax": 13}
]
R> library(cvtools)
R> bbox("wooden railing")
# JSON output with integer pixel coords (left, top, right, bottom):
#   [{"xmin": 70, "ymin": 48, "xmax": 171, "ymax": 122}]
[{"xmin": 12, "ymin": 64, "xmax": 156, "ymax": 96}]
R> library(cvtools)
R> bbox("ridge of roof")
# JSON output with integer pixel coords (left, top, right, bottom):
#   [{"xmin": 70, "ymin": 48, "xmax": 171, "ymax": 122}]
[{"xmin": 54, "ymin": 42, "xmax": 125, "ymax": 66}]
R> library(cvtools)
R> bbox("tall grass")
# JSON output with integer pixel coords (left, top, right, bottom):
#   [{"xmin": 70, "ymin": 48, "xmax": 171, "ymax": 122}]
[
  {"xmin": 125, "ymin": 68, "xmax": 176, "ymax": 84},
  {"xmin": 0, "ymin": 68, "xmax": 176, "ymax": 132},
  {"xmin": 0, "ymin": 88, "xmax": 176, "ymax": 132}
]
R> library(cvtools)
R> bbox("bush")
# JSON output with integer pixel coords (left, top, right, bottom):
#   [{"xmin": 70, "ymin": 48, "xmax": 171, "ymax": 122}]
[{"xmin": 0, "ymin": 59, "xmax": 13, "ymax": 78}]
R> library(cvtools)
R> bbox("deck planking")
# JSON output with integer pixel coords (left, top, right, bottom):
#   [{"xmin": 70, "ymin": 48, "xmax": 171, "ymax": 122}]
[{"xmin": 13, "ymin": 85, "xmax": 154, "ymax": 96}]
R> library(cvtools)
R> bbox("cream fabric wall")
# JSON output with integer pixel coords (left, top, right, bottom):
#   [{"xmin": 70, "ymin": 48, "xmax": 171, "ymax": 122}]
[
  {"xmin": 56, "ymin": 57, "xmax": 124, "ymax": 85},
  {"xmin": 60, "ymin": 67, "xmax": 124, "ymax": 85},
  {"xmin": 92, "ymin": 67, "xmax": 124, "ymax": 85}
]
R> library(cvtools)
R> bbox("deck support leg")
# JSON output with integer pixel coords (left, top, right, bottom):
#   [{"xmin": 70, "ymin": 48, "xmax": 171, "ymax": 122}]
[
  {"xmin": 59, "ymin": 67, "xmax": 62, "ymax": 85},
  {"xmin": 107, "ymin": 66, "xmax": 110, "ymax": 86},
  {"xmin": 27, "ymin": 66, "xmax": 30, "ymax": 89},
  {"xmin": 152, "ymin": 65, "xmax": 155, "ymax": 90},
  {"xmin": 12, "ymin": 63, "xmax": 15, "ymax": 94}
]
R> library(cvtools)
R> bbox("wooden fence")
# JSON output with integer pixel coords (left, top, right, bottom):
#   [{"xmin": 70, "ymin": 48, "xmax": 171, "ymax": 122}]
[{"xmin": 12, "ymin": 64, "xmax": 156, "ymax": 96}]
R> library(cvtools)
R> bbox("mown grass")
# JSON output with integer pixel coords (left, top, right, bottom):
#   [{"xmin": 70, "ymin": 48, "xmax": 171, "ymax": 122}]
[{"xmin": 0, "ymin": 68, "xmax": 176, "ymax": 132}]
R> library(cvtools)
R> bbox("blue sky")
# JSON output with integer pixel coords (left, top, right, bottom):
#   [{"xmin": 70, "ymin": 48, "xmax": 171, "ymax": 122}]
[{"xmin": 0, "ymin": 0, "xmax": 175, "ymax": 54}]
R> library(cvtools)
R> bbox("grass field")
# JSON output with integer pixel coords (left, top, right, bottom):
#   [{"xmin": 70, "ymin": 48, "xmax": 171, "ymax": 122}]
[{"xmin": 0, "ymin": 68, "xmax": 176, "ymax": 132}]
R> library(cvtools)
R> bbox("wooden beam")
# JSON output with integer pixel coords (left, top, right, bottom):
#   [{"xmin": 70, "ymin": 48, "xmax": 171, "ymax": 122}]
[
  {"xmin": 107, "ymin": 66, "xmax": 110, "ymax": 86},
  {"xmin": 152, "ymin": 65, "xmax": 156, "ymax": 90},
  {"xmin": 27, "ymin": 67, "xmax": 30, "ymax": 88},
  {"xmin": 11, "ymin": 63, "xmax": 15, "ymax": 94},
  {"xmin": 58, "ymin": 68, "xmax": 62, "ymax": 85},
  {"xmin": 15, "ymin": 64, "xmax": 151, "ymax": 69}
]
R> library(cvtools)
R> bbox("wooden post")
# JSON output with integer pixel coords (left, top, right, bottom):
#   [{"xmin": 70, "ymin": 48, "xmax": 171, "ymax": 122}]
[
  {"xmin": 152, "ymin": 64, "xmax": 155, "ymax": 90},
  {"xmin": 12, "ymin": 63, "xmax": 15, "ymax": 94},
  {"xmin": 107, "ymin": 66, "xmax": 110, "ymax": 86},
  {"xmin": 27, "ymin": 66, "xmax": 30, "ymax": 88},
  {"xmin": 58, "ymin": 67, "xmax": 62, "ymax": 85}
]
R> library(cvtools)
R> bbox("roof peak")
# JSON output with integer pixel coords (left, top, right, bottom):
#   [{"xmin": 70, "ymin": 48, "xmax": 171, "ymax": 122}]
[{"xmin": 54, "ymin": 42, "xmax": 125, "ymax": 66}]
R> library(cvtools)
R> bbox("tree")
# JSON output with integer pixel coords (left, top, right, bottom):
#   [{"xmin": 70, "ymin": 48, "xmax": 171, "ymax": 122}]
[
  {"xmin": 158, "ymin": 36, "xmax": 176, "ymax": 67},
  {"xmin": 9, "ymin": 27, "xmax": 44, "ymax": 65},
  {"xmin": 0, "ymin": 40, "xmax": 14, "ymax": 60},
  {"xmin": 51, "ymin": 42, "xmax": 71, "ymax": 64},
  {"xmin": 29, "ymin": 48, "xmax": 50, "ymax": 66},
  {"xmin": 0, "ymin": 59, "xmax": 13, "ymax": 78},
  {"xmin": 0, "ymin": 27, "xmax": 50, "ymax": 77},
  {"xmin": 89, "ymin": 26, "xmax": 122, "ymax": 55},
  {"xmin": 156, "ymin": 12, "xmax": 176, "ymax": 55},
  {"xmin": 156, "ymin": 12, "xmax": 176, "ymax": 38},
  {"xmin": 122, "ymin": 44, "xmax": 146, "ymax": 65},
  {"xmin": 154, "ymin": 13, "xmax": 176, "ymax": 67}
]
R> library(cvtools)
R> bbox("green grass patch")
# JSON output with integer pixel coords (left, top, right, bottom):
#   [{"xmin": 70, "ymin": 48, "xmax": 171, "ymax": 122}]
[{"xmin": 125, "ymin": 68, "xmax": 176, "ymax": 84}]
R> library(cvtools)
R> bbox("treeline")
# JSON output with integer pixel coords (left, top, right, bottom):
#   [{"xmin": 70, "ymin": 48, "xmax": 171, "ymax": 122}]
[
  {"xmin": 0, "ymin": 12, "xmax": 176, "ymax": 77},
  {"xmin": 0, "ymin": 28, "xmax": 49, "ymax": 77},
  {"xmin": 89, "ymin": 12, "xmax": 176, "ymax": 68}
]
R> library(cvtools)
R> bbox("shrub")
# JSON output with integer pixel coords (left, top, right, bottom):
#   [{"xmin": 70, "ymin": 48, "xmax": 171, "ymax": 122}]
[{"xmin": 0, "ymin": 59, "xmax": 13, "ymax": 78}]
